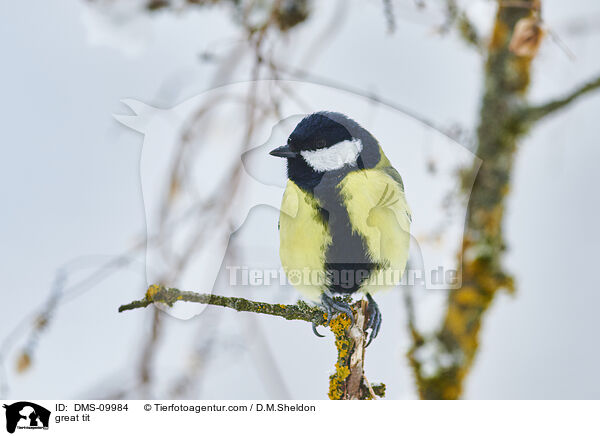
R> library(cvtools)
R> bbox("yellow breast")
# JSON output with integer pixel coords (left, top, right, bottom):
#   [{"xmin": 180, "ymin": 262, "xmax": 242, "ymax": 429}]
[
  {"xmin": 279, "ymin": 180, "xmax": 331, "ymax": 301},
  {"xmin": 279, "ymin": 167, "xmax": 411, "ymax": 300}
]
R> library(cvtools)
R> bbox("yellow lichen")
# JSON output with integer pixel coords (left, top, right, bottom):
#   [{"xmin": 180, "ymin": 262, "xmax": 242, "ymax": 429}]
[
  {"xmin": 443, "ymin": 385, "xmax": 460, "ymax": 400},
  {"xmin": 335, "ymin": 362, "xmax": 350, "ymax": 380},
  {"xmin": 327, "ymin": 313, "xmax": 354, "ymax": 400},
  {"xmin": 145, "ymin": 284, "xmax": 161, "ymax": 300},
  {"xmin": 328, "ymin": 362, "xmax": 351, "ymax": 400},
  {"xmin": 453, "ymin": 286, "xmax": 483, "ymax": 306},
  {"xmin": 329, "ymin": 313, "xmax": 351, "ymax": 334}
]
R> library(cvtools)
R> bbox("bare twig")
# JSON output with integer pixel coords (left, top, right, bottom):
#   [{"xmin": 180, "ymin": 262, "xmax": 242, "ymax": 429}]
[
  {"xmin": 441, "ymin": 0, "xmax": 484, "ymax": 51},
  {"xmin": 382, "ymin": 0, "xmax": 396, "ymax": 34},
  {"xmin": 275, "ymin": 63, "xmax": 458, "ymax": 141},
  {"xmin": 521, "ymin": 73, "xmax": 600, "ymax": 123}
]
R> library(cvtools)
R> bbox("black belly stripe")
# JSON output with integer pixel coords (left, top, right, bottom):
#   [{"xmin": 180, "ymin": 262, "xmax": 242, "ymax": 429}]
[{"xmin": 313, "ymin": 170, "xmax": 380, "ymax": 295}]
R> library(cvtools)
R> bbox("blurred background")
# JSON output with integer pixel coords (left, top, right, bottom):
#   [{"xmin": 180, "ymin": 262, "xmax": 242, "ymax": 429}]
[{"xmin": 1, "ymin": 0, "xmax": 599, "ymax": 400}]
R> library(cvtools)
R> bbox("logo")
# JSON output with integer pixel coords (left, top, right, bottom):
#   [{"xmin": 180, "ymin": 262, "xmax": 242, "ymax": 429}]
[{"xmin": 2, "ymin": 402, "xmax": 50, "ymax": 434}]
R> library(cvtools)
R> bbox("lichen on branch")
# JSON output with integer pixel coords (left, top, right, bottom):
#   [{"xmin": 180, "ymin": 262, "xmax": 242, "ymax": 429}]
[
  {"xmin": 119, "ymin": 285, "xmax": 384, "ymax": 399},
  {"xmin": 119, "ymin": 284, "xmax": 325, "ymax": 324}
]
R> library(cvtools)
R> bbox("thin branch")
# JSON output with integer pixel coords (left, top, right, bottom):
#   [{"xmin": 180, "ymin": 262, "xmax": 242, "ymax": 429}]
[
  {"xmin": 275, "ymin": 63, "xmax": 458, "ymax": 142},
  {"xmin": 382, "ymin": 0, "xmax": 396, "ymax": 34},
  {"xmin": 119, "ymin": 285, "xmax": 326, "ymax": 324},
  {"xmin": 442, "ymin": 0, "xmax": 484, "ymax": 51},
  {"xmin": 523, "ymin": 73, "xmax": 600, "ymax": 123}
]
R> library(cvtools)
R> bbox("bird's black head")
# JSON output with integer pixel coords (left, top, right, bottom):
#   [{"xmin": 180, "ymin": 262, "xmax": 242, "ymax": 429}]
[
  {"xmin": 287, "ymin": 112, "xmax": 353, "ymax": 152},
  {"xmin": 270, "ymin": 112, "xmax": 380, "ymax": 191}
]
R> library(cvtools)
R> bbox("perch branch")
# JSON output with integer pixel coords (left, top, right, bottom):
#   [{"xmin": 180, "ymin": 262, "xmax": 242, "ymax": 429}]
[
  {"xmin": 328, "ymin": 299, "xmax": 385, "ymax": 400},
  {"xmin": 119, "ymin": 285, "xmax": 385, "ymax": 400},
  {"xmin": 119, "ymin": 285, "xmax": 326, "ymax": 324}
]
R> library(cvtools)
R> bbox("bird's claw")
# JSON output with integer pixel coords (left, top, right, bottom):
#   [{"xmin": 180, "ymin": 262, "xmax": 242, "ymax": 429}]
[
  {"xmin": 311, "ymin": 318, "xmax": 326, "ymax": 337},
  {"xmin": 310, "ymin": 294, "xmax": 380, "ymax": 344},
  {"xmin": 322, "ymin": 293, "xmax": 355, "ymax": 325},
  {"xmin": 365, "ymin": 294, "xmax": 382, "ymax": 347},
  {"xmin": 310, "ymin": 293, "xmax": 355, "ymax": 338}
]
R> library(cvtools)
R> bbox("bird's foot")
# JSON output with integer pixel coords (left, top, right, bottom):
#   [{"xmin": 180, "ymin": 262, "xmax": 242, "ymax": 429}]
[
  {"xmin": 322, "ymin": 293, "xmax": 355, "ymax": 325},
  {"xmin": 311, "ymin": 319, "xmax": 325, "ymax": 337},
  {"xmin": 365, "ymin": 294, "xmax": 382, "ymax": 347},
  {"xmin": 311, "ymin": 293, "xmax": 355, "ymax": 338}
]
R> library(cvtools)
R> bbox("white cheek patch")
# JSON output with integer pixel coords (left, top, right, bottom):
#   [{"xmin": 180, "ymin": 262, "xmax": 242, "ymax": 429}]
[{"xmin": 300, "ymin": 139, "xmax": 363, "ymax": 172}]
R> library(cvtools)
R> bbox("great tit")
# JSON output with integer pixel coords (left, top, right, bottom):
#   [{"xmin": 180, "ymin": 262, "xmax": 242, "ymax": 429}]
[{"xmin": 270, "ymin": 112, "xmax": 411, "ymax": 344}]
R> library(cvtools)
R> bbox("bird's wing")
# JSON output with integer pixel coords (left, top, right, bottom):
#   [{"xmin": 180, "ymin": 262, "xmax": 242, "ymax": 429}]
[
  {"xmin": 338, "ymin": 167, "xmax": 411, "ymax": 270},
  {"xmin": 382, "ymin": 166, "xmax": 411, "ymax": 222}
]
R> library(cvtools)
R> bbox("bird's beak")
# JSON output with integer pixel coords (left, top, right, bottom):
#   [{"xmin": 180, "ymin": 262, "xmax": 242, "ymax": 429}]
[{"xmin": 269, "ymin": 144, "xmax": 299, "ymax": 158}]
